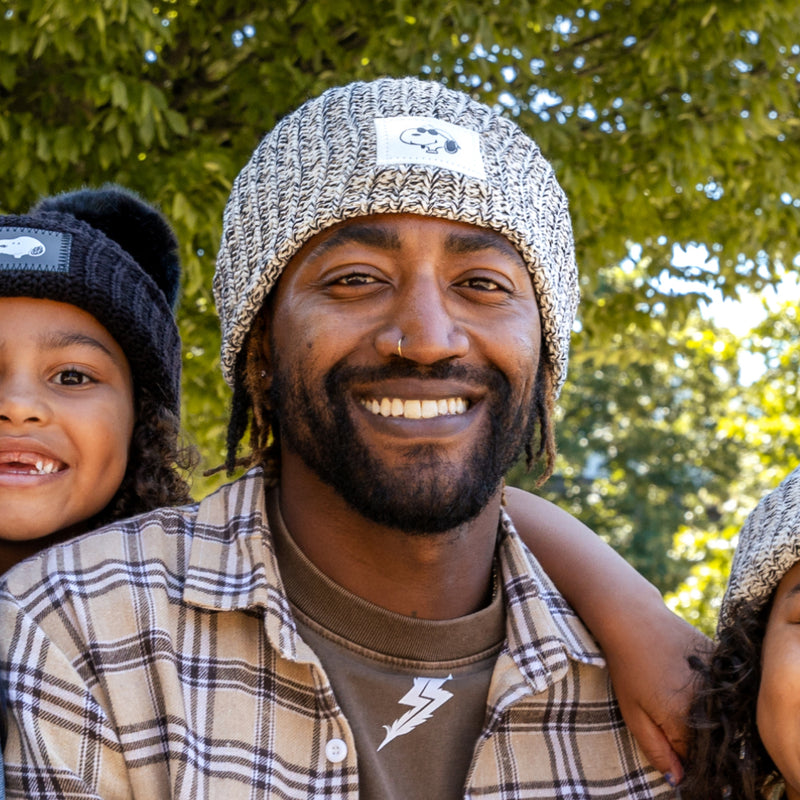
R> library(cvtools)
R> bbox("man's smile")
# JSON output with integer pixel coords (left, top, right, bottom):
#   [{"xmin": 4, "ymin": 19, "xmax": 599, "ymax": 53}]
[{"xmin": 359, "ymin": 396, "xmax": 470, "ymax": 419}]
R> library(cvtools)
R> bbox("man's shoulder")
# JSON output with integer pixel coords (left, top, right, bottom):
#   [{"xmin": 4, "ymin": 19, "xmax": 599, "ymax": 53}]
[
  {"xmin": 0, "ymin": 502, "xmax": 196, "ymax": 606},
  {"xmin": 499, "ymin": 510, "xmax": 605, "ymax": 665},
  {"xmin": 0, "ymin": 470, "xmax": 266, "ymax": 604}
]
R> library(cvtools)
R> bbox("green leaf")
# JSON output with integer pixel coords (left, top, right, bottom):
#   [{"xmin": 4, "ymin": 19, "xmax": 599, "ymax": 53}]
[{"xmin": 111, "ymin": 76, "xmax": 129, "ymax": 108}]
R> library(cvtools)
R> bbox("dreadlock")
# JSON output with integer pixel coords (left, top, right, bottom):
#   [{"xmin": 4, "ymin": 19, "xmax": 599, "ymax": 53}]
[
  {"xmin": 224, "ymin": 312, "xmax": 280, "ymax": 486},
  {"xmin": 527, "ymin": 358, "xmax": 557, "ymax": 485}
]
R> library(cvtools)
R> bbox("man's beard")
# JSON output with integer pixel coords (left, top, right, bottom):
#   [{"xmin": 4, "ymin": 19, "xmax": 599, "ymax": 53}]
[{"xmin": 270, "ymin": 356, "xmax": 538, "ymax": 534}]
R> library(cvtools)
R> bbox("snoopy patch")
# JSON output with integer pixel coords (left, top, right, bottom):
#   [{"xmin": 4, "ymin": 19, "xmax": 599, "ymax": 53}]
[
  {"xmin": 0, "ymin": 227, "xmax": 71, "ymax": 273},
  {"xmin": 399, "ymin": 126, "xmax": 460, "ymax": 154},
  {"xmin": 0, "ymin": 235, "xmax": 45, "ymax": 258},
  {"xmin": 375, "ymin": 116, "xmax": 487, "ymax": 180}
]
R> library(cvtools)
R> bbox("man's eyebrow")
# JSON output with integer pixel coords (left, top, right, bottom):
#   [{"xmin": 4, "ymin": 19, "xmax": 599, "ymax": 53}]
[
  {"xmin": 305, "ymin": 224, "xmax": 402, "ymax": 261},
  {"xmin": 443, "ymin": 229, "xmax": 525, "ymax": 265}
]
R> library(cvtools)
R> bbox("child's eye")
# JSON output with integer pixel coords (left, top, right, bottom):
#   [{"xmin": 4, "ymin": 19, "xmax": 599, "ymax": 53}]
[{"xmin": 54, "ymin": 369, "xmax": 93, "ymax": 386}]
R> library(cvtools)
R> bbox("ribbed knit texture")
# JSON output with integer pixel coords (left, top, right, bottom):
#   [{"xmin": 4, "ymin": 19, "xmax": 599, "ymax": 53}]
[
  {"xmin": 214, "ymin": 77, "xmax": 579, "ymax": 395},
  {"xmin": 719, "ymin": 465, "xmax": 800, "ymax": 633}
]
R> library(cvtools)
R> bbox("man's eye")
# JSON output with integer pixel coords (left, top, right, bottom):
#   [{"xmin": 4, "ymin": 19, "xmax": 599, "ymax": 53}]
[
  {"xmin": 54, "ymin": 370, "xmax": 92, "ymax": 386},
  {"xmin": 335, "ymin": 273, "xmax": 378, "ymax": 286},
  {"xmin": 462, "ymin": 277, "xmax": 504, "ymax": 291}
]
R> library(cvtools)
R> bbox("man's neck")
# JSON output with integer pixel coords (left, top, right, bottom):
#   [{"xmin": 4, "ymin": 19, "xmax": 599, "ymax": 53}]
[{"xmin": 275, "ymin": 453, "xmax": 502, "ymax": 620}]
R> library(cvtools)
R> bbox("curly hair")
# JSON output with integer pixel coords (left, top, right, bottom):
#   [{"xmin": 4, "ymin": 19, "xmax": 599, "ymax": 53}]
[
  {"xmin": 89, "ymin": 386, "xmax": 196, "ymax": 529},
  {"xmin": 681, "ymin": 597, "xmax": 782, "ymax": 800},
  {"xmin": 223, "ymin": 310, "xmax": 558, "ymax": 487}
]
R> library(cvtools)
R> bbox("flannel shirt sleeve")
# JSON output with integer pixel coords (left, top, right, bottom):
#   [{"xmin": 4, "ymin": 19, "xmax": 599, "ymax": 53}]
[{"xmin": 0, "ymin": 590, "xmax": 134, "ymax": 800}]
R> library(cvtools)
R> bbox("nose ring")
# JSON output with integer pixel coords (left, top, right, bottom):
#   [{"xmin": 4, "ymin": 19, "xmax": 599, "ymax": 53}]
[{"xmin": 397, "ymin": 336, "xmax": 404, "ymax": 359}]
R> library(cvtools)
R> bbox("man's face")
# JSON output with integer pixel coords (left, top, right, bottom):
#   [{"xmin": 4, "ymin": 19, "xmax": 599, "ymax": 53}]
[{"xmin": 265, "ymin": 213, "xmax": 542, "ymax": 533}]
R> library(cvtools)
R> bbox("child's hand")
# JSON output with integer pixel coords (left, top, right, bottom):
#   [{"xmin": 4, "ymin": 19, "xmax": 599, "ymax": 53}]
[
  {"xmin": 502, "ymin": 486, "xmax": 711, "ymax": 785},
  {"xmin": 603, "ymin": 605, "xmax": 711, "ymax": 785}
]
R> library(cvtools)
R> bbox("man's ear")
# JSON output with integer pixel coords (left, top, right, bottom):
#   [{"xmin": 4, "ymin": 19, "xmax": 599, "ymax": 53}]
[
  {"xmin": 258, "ymin": 311, "xmax": 273, "ymax": 374},
  {"xmin": 244, "ymin": 308, "xmax": 274, "ymax": 393}
]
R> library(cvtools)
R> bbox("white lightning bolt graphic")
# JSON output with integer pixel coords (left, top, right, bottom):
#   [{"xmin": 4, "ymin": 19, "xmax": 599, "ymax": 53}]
[{"xmin": 377, "ymin": 675, "xmax": 454, "ymax": 752}]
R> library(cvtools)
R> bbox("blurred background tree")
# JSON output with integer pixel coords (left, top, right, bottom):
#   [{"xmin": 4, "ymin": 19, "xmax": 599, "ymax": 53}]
[
  {"xmin": 2, "ymin": 0, "xmax": 799, "ymax": 629},
  {"xmin": 665, "ymin": 302, "xmax": 800, "ymax": 634}
]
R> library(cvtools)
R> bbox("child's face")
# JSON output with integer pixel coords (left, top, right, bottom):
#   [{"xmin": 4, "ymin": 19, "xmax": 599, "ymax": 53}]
[
  {"xmin": 757, "ymin": 558, "xmax": 800, "ymax": 800},
  {"xmin": 0, "ymin": 297, "xmax": 135, "ymax": 542}
]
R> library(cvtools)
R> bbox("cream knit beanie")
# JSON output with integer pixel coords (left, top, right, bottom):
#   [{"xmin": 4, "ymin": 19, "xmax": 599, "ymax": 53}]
[{"xmin": 214, "ymin": 77, "xmax": 579, "ymax": 394}]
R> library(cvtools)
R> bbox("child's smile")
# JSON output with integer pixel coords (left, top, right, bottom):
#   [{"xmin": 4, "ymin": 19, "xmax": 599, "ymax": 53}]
[{"xmin": 0, "ymin": 447, "xmax": 66, "ymax": 477}]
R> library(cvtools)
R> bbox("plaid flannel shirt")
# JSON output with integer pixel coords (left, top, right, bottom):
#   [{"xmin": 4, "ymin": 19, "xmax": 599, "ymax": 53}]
[{"xmin": 0, "ymin": 469, "xmax": 671, "ymax": 799}]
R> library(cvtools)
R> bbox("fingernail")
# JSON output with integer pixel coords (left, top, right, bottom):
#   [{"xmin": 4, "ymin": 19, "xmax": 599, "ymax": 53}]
[{"xmin": 664, "ymin": 772, "xmax": 677, "ymax": 787}]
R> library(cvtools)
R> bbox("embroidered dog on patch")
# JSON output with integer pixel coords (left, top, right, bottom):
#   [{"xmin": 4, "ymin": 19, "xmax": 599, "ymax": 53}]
[
  {"xmin": 375, "ymin": 116, "xmax": 487, "ymax": 180},
  {"xmin": 0, "ymin": 236, "xmax": 46, "ymax": 258},
  {"xmin": 399, "ymin": 127, "xmax": 461, "ymax": 155}
]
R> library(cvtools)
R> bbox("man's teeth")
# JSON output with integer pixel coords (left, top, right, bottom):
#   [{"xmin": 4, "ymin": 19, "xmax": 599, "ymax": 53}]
[{"xmin": 360, "ymin": 397, "xmax": 469, "ymax": 419}]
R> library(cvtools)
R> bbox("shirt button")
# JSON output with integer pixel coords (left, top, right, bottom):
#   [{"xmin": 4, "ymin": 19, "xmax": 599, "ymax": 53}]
[{"xmin": 325, "ymin": 738, "xmax": 348, "ymax": 763}]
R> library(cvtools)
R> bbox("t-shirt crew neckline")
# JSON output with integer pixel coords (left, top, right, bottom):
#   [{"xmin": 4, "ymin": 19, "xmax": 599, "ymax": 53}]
[{"xmin": 267, "ymin": 488, "xmax": 506, "ymax": 663}]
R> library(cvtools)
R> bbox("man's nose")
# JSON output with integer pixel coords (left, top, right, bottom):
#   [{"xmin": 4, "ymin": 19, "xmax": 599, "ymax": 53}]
[
  {"xmin": 0, "ymin": 374, "xmax": 52, "ymax": 426},
  {"xmin": 375, "ymin": 277, "xmax": 469, "ymax": 365}
]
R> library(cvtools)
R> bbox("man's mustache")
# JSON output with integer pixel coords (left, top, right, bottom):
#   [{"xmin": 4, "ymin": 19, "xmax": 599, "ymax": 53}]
[{"xmin": 325, "ymin": 359, "xmax": 510, "ymax": 395}]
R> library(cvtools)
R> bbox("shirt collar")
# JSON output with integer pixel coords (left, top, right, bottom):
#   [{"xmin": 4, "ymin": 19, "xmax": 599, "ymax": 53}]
[
  {"xmin": 182, "ymin": 469, "xmax": 605, "ymax": 689},
  {"xmin": 182, "ymin": 468, "xmax": 305, "ymax": 662},
  {"xmin": 495, "ymin": 508, "xmax": 606, "ymax": 694}
]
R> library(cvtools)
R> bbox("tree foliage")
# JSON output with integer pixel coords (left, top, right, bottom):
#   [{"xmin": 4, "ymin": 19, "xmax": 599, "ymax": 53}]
[
  {"xmin": 2, "ymin": 1, "xmax": 799, "ymax": 623},
  {"xmin": 511, "ymin": 307, "xmax": 745, "ymax": 592},
  {"xmin": 665, "ymin": 302, "xmax": 800, "ymax": 633}
]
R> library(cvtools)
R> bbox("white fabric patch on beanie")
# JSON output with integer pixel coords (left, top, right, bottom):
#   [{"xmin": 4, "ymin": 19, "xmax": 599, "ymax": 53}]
[{"xmin": 375, "ymin": 116, "xmax": 487, "ymax": 180}]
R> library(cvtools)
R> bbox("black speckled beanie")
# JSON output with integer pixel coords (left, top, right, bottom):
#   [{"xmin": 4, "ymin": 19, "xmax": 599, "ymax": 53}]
[{"xmin": 0, "ymin": 185, "xmax": 182, "ymax": 413}]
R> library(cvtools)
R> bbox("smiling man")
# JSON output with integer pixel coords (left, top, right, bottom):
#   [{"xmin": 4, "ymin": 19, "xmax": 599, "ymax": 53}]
[{"xmin": 0, "ymin": 78, "xmax": 672, "ymax": 799}]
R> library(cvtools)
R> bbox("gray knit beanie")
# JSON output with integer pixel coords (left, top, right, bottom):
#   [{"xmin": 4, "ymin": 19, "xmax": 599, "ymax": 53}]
[
  {"xmin": 0, "ymin": 185, "xmax": 182, "ymax": 413},
  {"xmin": 214, "ymin": 76, "xmax": 579, "ymax": 393},
  {"xmin": 718, "ymin": 466, "xmax": 800, "ymax": 634}
]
